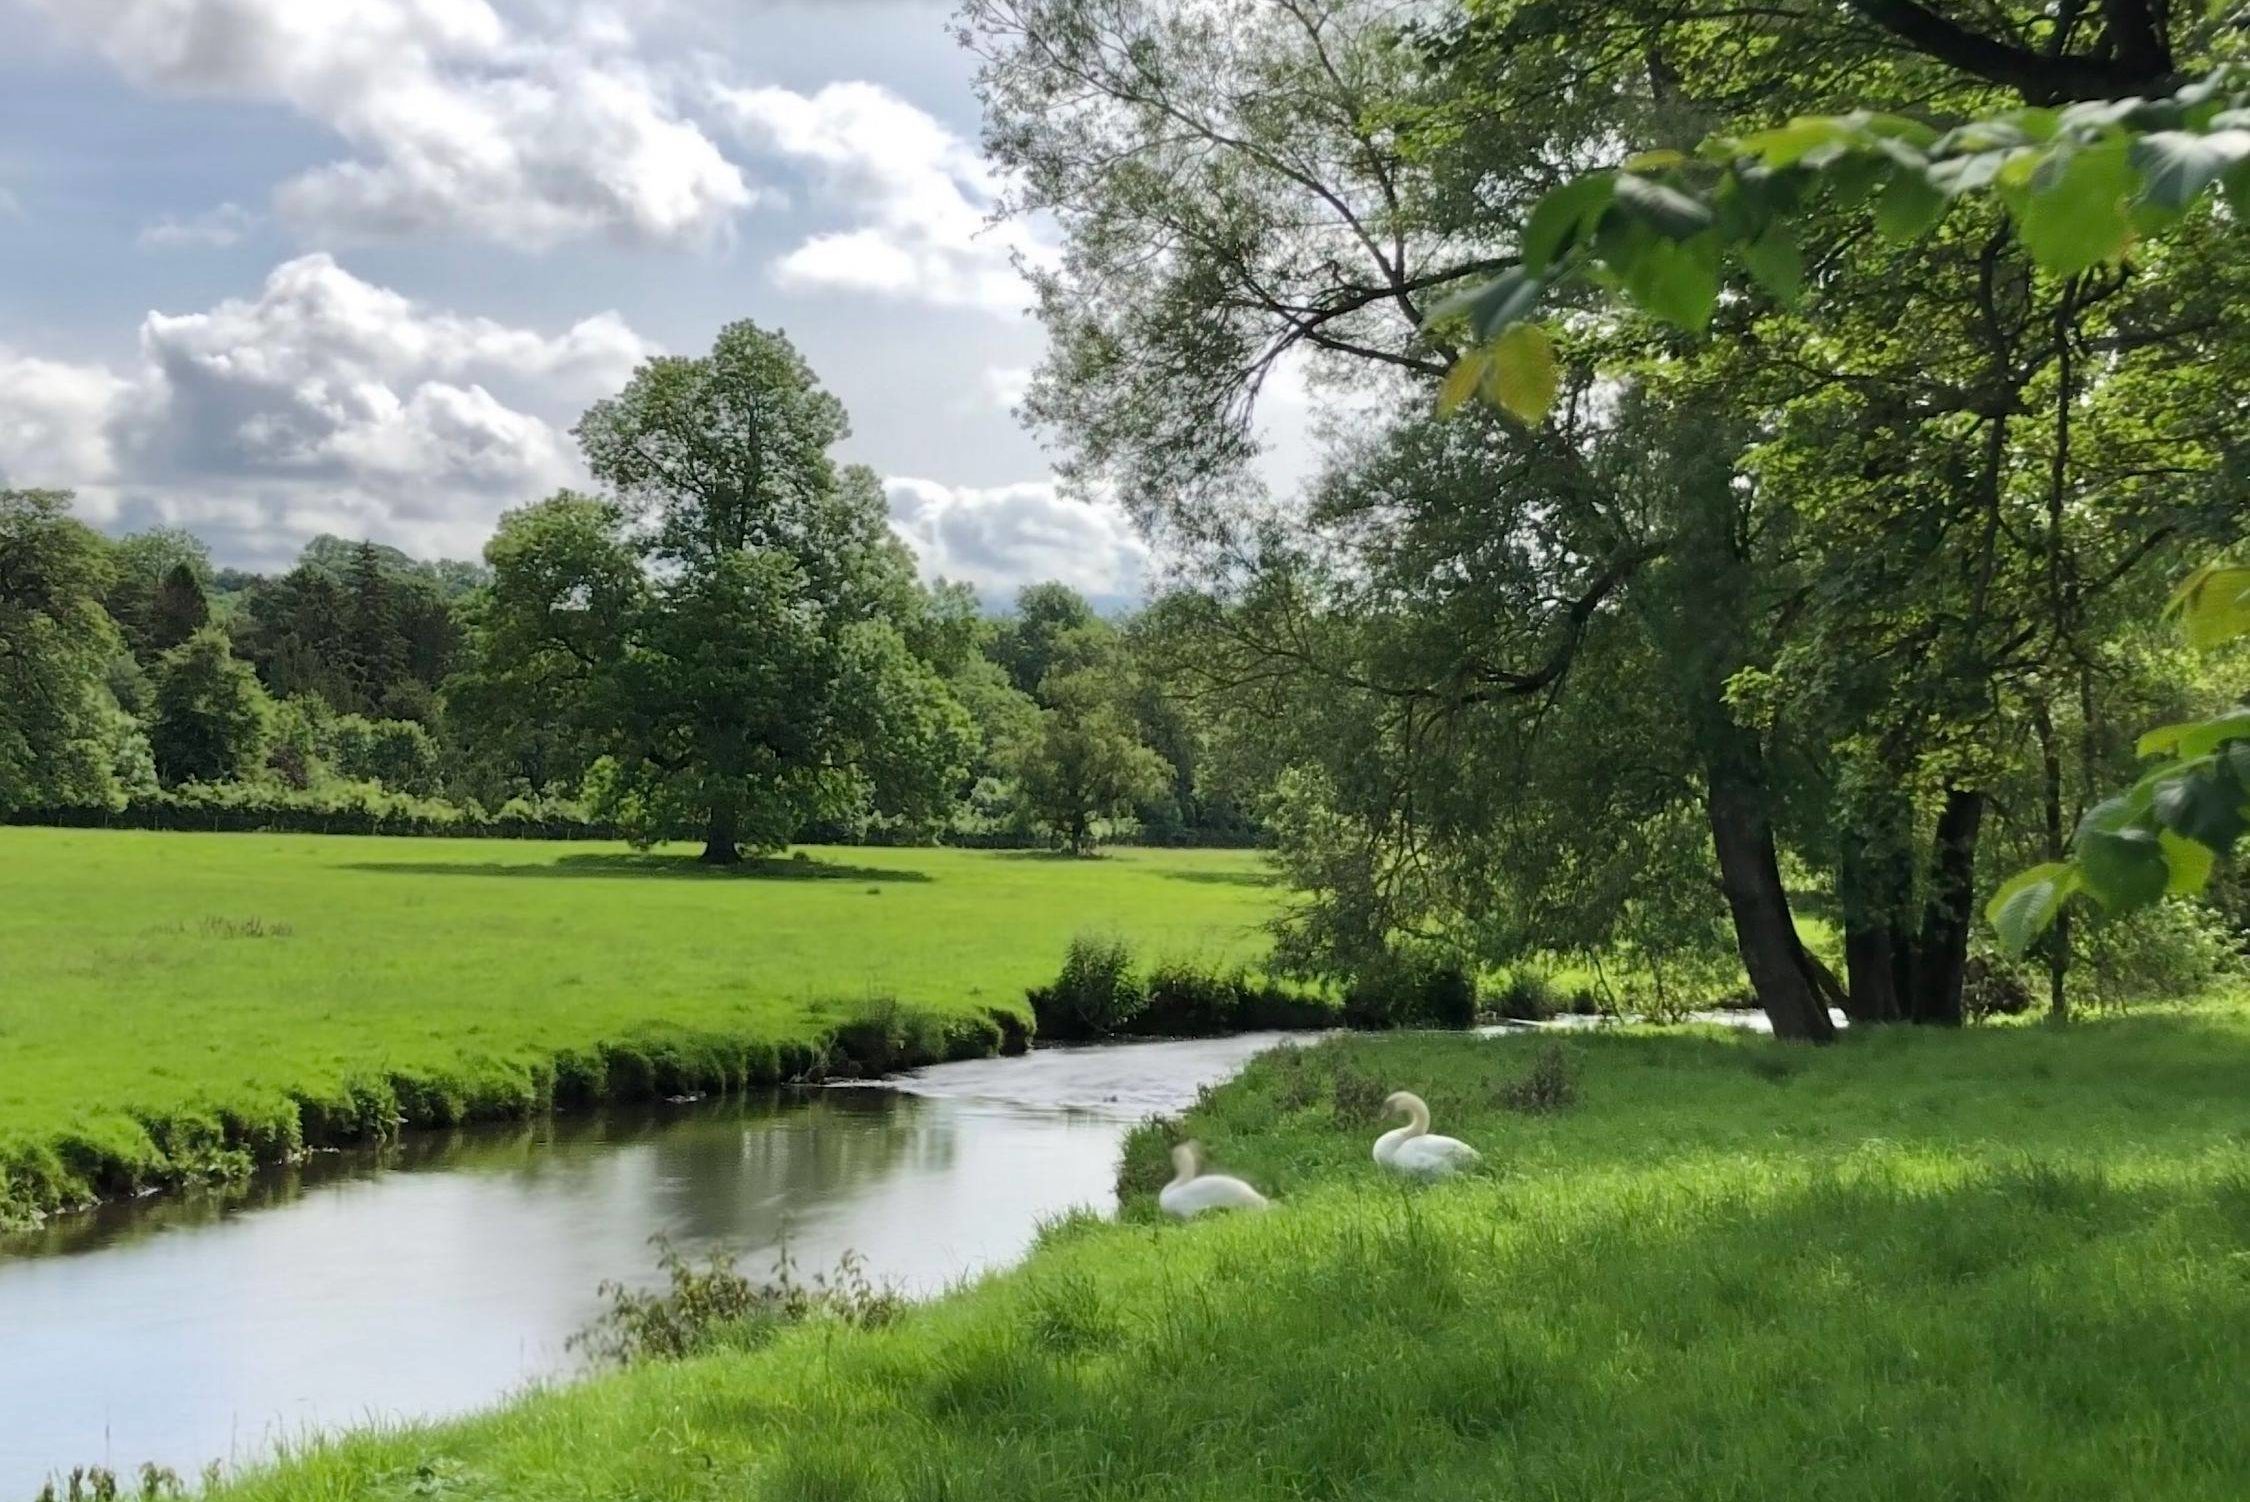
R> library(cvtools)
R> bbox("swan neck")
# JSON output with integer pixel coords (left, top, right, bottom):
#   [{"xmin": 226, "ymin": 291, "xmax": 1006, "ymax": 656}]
[{"xmin": 1403, "ymin": 1097, "xmax": 1430, "ymax": 1135}]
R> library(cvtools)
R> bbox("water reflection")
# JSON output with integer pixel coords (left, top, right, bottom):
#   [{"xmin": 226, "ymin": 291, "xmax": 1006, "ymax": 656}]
[{"xmin": 0, "ymin": 1032, "xmax": 1298, "ymax": 1493}]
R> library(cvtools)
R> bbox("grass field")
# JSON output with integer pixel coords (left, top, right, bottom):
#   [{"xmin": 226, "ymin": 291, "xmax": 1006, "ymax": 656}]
[
  {"xmin": 207, "ymin": 999, "xmax": 2250, "ymax": 1500},
  {"xmin": 0, "ymin": 829, "xmax": 1286, "ymax": 1224}
]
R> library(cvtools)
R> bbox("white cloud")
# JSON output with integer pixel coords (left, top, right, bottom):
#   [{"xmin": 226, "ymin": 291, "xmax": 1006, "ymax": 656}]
[
  {"xmin": 27, "ymin": 0, "xmax": 753, "ymax": 248},
  {"xmin": 715, "ymin": 81, "xmax": 1052, "ymax": 313},
  {"xmin": 0, "ymin": 353, "xmax": 134, "ymax": 486},
  {"xmin": 0, "ymin": 255, "xmax": 655, "ymax": 564},
  {"xmin": 885, "ymin": 476, "xmax": 1148, "ymax": 605},
  {"xmin": 139, "ymin": 201, "xmax": 262, "ymax": 249}
]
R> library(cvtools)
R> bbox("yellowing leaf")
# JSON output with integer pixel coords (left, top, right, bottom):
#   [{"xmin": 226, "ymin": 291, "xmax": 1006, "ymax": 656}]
[
  {"xmin": 1480, "ymin": 323, "xmax": 1560, "ymax": 425},
  {"xmin": 2160, "ymin": 829, "xmax": 2217, "ymax": 895},
  {"xmin": 2163, "ymin": 561, "xmax": 2250, "ymax": 648},
  {"xmin": 1437, "ymin": 350, "xmax": 1489, "ymax": 416}
]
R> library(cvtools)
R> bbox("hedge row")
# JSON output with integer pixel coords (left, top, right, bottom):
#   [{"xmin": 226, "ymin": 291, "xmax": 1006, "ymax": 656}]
[{"xmin": 10, "ymin": 804, "xmax": 1262, "ymax": 849}]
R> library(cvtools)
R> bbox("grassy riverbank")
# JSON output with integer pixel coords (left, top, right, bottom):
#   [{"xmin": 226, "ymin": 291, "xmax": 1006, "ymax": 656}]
[
  {"xmin": 0, "ymin": 830, "xmax": 1286, "ymax": 1225},
  {"xmin": 209, "ymin": 997, "xmax": 2250, "ymax": 1500}
]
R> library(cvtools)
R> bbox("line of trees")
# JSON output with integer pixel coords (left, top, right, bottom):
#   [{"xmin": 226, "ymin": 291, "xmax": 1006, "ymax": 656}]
[{"xmin": 0, "ymin": 325, "xmax": 1252, "ymax": 858}]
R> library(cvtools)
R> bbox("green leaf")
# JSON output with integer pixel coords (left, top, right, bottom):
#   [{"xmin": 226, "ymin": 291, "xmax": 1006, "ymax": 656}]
[
  {"xmin": 1613, "ymin": 173, "xmax": 1716, "ymax": 239},
  {"xmin": 2160, "ymin": 828, "xmax": 2219, "ymax": 895},
  {"xmin": 1425, "ymin": 269, "xmax": 1545, "ymax": 343},
  {"xmin": 2163, "ymin": 561, "xmax": 2250, "ymax": 648},
  {"xmin": 1436, "ymin": 349, "xmax": 1488, "ymax": 416},
  {"xmin": 2150, "ymin": 764, "xmax": 2250, "ymax": 851},
  {"xmin": 2016, "ymin": 140, "xmax": 2136, "ymax": 274},
  {"xmin": 1859, "ymin": 113, "xmax": 1942, "ymax": 149},
  {"xmin": 1623, "ymin": 148, "xmax": 1689, "ymax": 172},
  {"xmin": 2074, "ymin": 804, "xmax": 2171, "ymax": 912},
  {"xmin": 2136, "ymin": 707, "xmax": 2250, "ymax": 759},
  {"xmin": 1987, "ymin": 861, "xmax": 2079, "ymax": 955},
  {"xmin": 1874, "ymin": 166, "xmax": 1949, "ymax": 239},
  {"xmin": 1520, "ymin": 173, "xmax": 1617, "ymax": 274},
  {"xmin": 1739, "ymin": 223, "xmax": 1804, "ymax": 305},
  {"xmin": 1825, "ymin": 151, "xmax": 1888, "ymax": 207},
  {"xmin": 1927, "ymin": 148, "xmax": 2019, "ymax": 196},
  {"xmin": 1739, "ymin": 117, "xmax": 1856, "ymax": 168},
  {"xmin": 2129, "ymin": 129, "xmax": 2250, "ymax": 210},
  {"xmin": 1481, "ymin": 322, "xmax": 1559, "ymax": 424},
  {"xmin": 1625, "ymin": 233, "xmax": 1722, "ymax": 330}
]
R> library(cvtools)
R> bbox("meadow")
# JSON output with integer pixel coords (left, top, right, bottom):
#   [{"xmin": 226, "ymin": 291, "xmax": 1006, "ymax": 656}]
[
  {"xmin": 0, "ymin": 829, "xmax": 1285, "ymax": 1225},
  {"xmin": 208, "ymin": 999, "xmax": 2250, "ymax": 1501}
]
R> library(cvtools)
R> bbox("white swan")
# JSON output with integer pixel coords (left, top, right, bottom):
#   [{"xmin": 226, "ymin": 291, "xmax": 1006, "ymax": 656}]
[
  {"xmin": 1374, "ymin": 1091, "xmax": 1481, "ymax": 1178},
  {"xmin": 1157, "ymin": 1140, "xmax": 1271, "ymax": 1218}
]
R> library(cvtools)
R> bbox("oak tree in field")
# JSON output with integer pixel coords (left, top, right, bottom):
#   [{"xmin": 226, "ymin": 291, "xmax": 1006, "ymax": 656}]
[{"xmin": 476, "ymin": 323, "xmax": 976, "ymax": 863}]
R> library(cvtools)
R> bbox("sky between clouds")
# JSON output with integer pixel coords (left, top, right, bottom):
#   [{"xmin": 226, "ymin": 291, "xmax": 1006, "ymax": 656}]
[{"xmin": 0, "ymin": 0, "xmax": 1320, "ymax": 608}]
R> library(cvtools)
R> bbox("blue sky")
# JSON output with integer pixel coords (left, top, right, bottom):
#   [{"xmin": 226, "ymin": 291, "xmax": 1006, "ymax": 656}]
[{"xmin": 0, "ymin": 0, "xmax": 1197, "ymax": 607}]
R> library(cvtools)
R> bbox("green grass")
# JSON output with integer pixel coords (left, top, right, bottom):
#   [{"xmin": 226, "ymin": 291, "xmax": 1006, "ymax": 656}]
[
  {"xmin": 0, "ymin": 830, "xmax": 1286, "ymax": 1223},
  {"xmin": 209, "ymin": 999, "xmax": 2250, "ymax": 1501}
]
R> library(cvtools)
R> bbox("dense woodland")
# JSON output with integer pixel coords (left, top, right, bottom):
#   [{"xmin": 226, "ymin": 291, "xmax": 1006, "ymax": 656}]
[{"xmin": 7, "ymin": 0, "xmax": 2250, "ymax": 1036}]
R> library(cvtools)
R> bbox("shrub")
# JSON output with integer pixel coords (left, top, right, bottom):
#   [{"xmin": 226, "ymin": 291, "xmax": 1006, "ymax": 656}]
[
  {"xmin": 1961, "ymin": 955, "xmax": 2036, "ymax": 1020},
  {"xmin": 2076, "ymin": 901, "xmax": 2245, "ymax": 1011},
  {"xmin": 1028, "ymin": 933, "xmax": 1146, "ymax": 1039},
  {"xmin": 1330, "ymin": 1057, "xmax": 1389, "ymax": 1125},
  {"xmin": 1140, "ymin": 958, "xmax": 1241, "ymax": 1035},
  {"xmin": 1343, "ymin": 948, "xmax": 1479, "ymax": 1030},
  {"xmin": 1493, "ymin": 971, "xmax": 1560, "ymax": 1021},
  {"xmin": 572, "ymin": 1237, "xmax": 901, "ymax": 1367},
  {"xmin": 1495, "ymin": 1043, "xmax": 1576, "ymax": 1114}
]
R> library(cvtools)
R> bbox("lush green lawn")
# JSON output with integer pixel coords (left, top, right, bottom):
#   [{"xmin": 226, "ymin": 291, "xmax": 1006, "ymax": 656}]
[
  {"xmin": 214, "ymin": 1000, "xmax": 2250, "ymax": 1501},
  {"xmin": 0, "ymin": 830, "xmax": 1284, "ymax": 1222}
]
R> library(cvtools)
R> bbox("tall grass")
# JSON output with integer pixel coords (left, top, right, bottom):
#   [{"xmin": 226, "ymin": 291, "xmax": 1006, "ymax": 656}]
[{"xmin": 209, "ymin": 998, "xmax": 2250, "ymax": 1501}]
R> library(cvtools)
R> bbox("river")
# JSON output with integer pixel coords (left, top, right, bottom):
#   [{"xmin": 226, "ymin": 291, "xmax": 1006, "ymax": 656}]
[{"xmin": 0, "ymin": 1032, "xmax": 1303, "ymax": 1493}]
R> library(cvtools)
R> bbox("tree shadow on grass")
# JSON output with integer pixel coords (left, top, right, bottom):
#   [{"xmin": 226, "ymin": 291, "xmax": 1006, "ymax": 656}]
[
  {"xmin": 1158, "ymin": 866, "xmax": 1280, "ymax": 888},
  {"xmin": 337, "ymin": 852, "xmax": 934, "ymax": 884}
]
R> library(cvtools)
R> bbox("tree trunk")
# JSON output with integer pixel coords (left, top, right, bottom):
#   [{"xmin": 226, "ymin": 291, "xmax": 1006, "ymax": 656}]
[
  {"xmin": 2033, "ymin": 695, "xmax": 2072, "ymax": 1022},
  {"xmin": 700, "ymin": 801, "xmax": 743, "ymax": 865},
  {"xmin": 1706, "ymin": 744, "xmax": 1837, "ymax": 1042},
  {"xmin": 1838, "ymin": 834, "xmax": 1909, "ymax": 1025},
  {"xmin": 1910, "ymin": 787, "xmax": 1984, "ymax": 1024}
]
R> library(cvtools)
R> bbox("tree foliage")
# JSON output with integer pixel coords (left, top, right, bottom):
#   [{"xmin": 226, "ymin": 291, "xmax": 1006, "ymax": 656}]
[
  {"xmin": 150, "ymin": 627, "xmax": 271, "ymax": 787},
  {"xmin": 0, "ymin": 491, "xmax": 134, "ymax": 814}
]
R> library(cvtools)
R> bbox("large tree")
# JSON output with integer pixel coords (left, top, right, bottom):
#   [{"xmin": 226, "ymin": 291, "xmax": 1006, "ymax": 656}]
[
  {"xmin": 475, "ymin": 323, "xmax": 976, "ymax": 863},
  {"xmin": 0, "ymin": 490, "xmax": 136, "ymax": 814},
  {"xmin": 969, "ymin": 0, "xmax": 2244, "ymax": 1035},
  {"xmin": 150, "ymin": 627, "xmax": 271, "ymax": 787}
]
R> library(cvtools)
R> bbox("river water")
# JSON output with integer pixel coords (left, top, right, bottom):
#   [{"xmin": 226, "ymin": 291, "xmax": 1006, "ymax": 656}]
[{"xmin": 0, "ymin": 1033, "xmax": 1304, "ymax": 1493}]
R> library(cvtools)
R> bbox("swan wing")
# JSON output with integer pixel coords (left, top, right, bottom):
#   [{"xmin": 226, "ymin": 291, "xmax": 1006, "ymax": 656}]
[
  {"xmin": 1394, "ymin": 1134, "xmax": 1480, "ymax": 1176},
  {"xmin": 1161, "ymin": 1173, "xmax": 1270, "ymax": 1216}
]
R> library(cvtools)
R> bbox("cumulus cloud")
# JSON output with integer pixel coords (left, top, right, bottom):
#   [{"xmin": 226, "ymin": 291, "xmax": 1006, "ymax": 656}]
[
  {"xmin": 26, "ymin": 0, "xmax": 753, "ymax": 248},
  {"xmin": 0, "ymin": 255, "xmax": 654, "ymax": 565},
  {"xmin": 0, "ymin": 354, "xmax": 134, "ymax": 487},
  {"xmin": 715, "ymin": 81, "xmax": 1053, "ymax": 313},
  {"xmin": 885, "ymin": 476, "xmax": 1148, "ymax": 606},
  {"xmin": 138, "ymin": 201, "xmax": 262, "ymax": 249}
]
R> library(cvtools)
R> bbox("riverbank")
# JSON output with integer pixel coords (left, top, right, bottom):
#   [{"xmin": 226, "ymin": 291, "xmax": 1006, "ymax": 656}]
[
  {"xmin": 205, "ymin": 996, "xmax": 2250, "ymax": 1500},
  {"xmin": 0, "ymin": 831, "xmax": 1292, "ymax": 1228}
]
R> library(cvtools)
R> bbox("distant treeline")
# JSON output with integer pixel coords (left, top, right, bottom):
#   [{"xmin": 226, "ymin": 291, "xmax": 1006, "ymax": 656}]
[{"xmin": 1, "ymin": 475, "xmax": 1258, "ymax": 854}]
